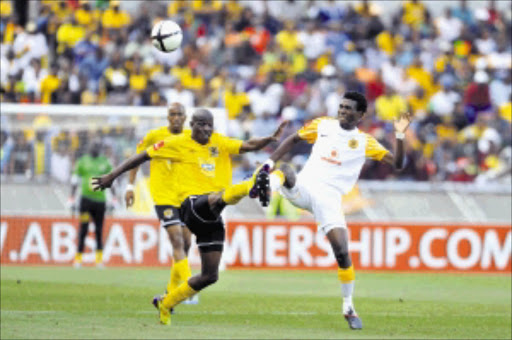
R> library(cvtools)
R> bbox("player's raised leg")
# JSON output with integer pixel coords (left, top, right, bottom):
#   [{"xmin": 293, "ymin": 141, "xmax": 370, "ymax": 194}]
[{"xmin": 326, "ymin": 228, "xmax": 362, "ymax": 330}]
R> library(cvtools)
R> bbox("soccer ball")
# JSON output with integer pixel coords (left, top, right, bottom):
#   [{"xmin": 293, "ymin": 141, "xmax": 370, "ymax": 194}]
[{"xmin": 151, "ymin": 20, "xmax": 183, "ymax": 52}]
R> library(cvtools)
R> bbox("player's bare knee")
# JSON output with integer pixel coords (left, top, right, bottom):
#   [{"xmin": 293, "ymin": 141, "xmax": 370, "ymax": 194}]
[{"xmin": 280, "ymin": 163, "xmax": 296, "ymax": 189}]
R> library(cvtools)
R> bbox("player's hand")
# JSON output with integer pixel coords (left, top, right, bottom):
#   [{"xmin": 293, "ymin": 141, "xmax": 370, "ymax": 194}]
[
  {"xmin": 271, "ymin": 120, "xmax": 290, "ymax": 141},
  {"xmin": 125, "ymin": 188, "xmax": 134, "ymax": 207},
  {"xmin": 67, "ymin": 196, "xmax": 76, "ymax": 212},
  {"xmin": 91, "ymin": 174, "xmax": 114, "ymax": 191},
  {"xmin": 394, "ymin": 112, "xmax": 412, "ymax": 133}
]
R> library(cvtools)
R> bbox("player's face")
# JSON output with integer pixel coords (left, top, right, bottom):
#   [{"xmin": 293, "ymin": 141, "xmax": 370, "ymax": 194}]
[
  {"xmin": 168, "ymin": 108, "xmax": 186, "ymax": 134},
  {"xmin": 338, "ymin": 99, "xmax": 363, "ymax": 130},
  {"xmin": 191, "ymin": 116, "xmax": 213, "ymax": 145}
]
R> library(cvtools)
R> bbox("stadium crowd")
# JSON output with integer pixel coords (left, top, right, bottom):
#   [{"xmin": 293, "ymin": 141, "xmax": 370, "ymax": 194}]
[{"xmin": 0, "ymin": 0, "xmax": 511, "ymax": 184}]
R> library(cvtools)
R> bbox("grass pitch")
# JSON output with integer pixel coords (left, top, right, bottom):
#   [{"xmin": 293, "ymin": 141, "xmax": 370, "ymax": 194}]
[{"xmin": 1, "ymin": 266, "xmax": 510, "ymax": 339}]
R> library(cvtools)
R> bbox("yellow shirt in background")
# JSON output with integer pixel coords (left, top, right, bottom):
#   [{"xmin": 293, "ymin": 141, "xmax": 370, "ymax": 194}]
[
  {"xmin": 146, "ymin": 132, "xmax": 242, "ymax": 204},
  {"xmin": 56, "ymin": 23, "xmax": 85, "ymax": 51},
  {"xmin": 0, "ymin": 1, "xmax": 12, "ymax": 17},
  {"xmin": 499, "ymin": 102, "xmax": 511, "ymax": 122},
  {"xmin": 402, "ymin": 1, "xmax": 426, "ymax": 28},
  {"xmin": 130, "ymin": 73, "xmax": 148, "ymax": 92},
  {"xmin": 40, "ymin": 75, "xmax": 60, "ymax": 104},
  {"xmin": 224, "ymin": 90, "xmax": 250, "ymax": 120},
  {"xmin": 375, "ymin": 95, "xmax": 407, "ymax": 121},
  {"xmin": 408, "ymin": 94, "xmax": 429, "ymax": 115},
  {"xmin": 102, "ymin": 8, "xmax": 130, "ymax": 29},
  {"xmin": 276, "ymin": 31, "xmax": 301, "ymax": 54}
]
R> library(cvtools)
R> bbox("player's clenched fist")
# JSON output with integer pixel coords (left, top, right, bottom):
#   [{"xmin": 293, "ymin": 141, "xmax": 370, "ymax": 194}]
[{"xmin": 91, "ymin": 174, "xmax": 114, "ymax": 191}]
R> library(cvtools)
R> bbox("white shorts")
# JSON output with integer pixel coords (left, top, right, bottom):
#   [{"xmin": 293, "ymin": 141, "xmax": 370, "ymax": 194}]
[{"xmin": 280, "ymin": 180, "xmax": 346, "ymax": 234}]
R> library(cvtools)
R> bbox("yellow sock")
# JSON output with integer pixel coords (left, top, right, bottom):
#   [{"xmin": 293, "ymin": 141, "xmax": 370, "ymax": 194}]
[
  {"xmin": 95, "ymin": 250, "xmax": 102, "ymax": 264},
  {"xmin": 338, "ymin": 265, "xmax": 355, "ymax": 283},
  {"xmin": 180, "ymin": 257, "xmax": 192, "ymax": 282},
  {"xmin": 167, "ymin": 258, "xmax": 191, "ymax": 292},
  {"xmin": 162, "ymin": 281, "xmax": 197, "ymax": 310},
  {"xmin": 221, "ymin": 180, "xmax": 252, "ymax": 205},
  {"xmin": 75, "ymin": 253, "xmax": 82, "ymax": 263}
]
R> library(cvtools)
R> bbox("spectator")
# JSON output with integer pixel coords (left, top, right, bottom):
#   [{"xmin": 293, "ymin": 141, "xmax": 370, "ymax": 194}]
[
  {"xmin": 430, "ymin": 77, "xmax": 460, "ymax": 118},
  {"xmin": 22, "ymin": 58, "xmax": 48, "ymax": 100},
  {"xmin": 102, "ymin": 0, "xmax": 131, "ymax": 32},
  {"xmin": 50, "ymin": 140, "xmax": 71, "ymax": 183},
  {"xmin": 435, "ymin": 8, "xmax": 463, "ymax": 43},
  {"xmin": 79, "ymin": 44, "xmax": 109, "ymax": 92},
  {"xmin": 375, "ymin": 87, "xmax": 407, "ymax": 122},
  {"xmin": 464, "ymin": 71, "xmax": 491, "ymax": 123},
  {"xmin": 10, "ymin": 131, "xmax": 33, "ymax": 177},
  {"xmin": 40, "ymin": 63, "xmax": 60, "ymax": 104},
  {"xmin": 12, "ymin": 21, "xmax": 49, "ymax": 70},
  {"xmin": 335, "ymin": 41, "xmax": 363, "ymax": 74},
  {"xmin": 490, "ymin": 71, "xmax": 512, "ymax": 108},
  {"xmin": 163, "ymin": 81, "xmax": 194, "ymax": 107}
]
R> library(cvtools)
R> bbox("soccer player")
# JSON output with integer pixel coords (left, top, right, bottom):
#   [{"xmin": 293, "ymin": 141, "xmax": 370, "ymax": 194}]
[
  {"xmin": 125, "ymin": 103, "xmax": 195, "ymax": 305},
  {"xmin": 70, "ymin": 140, "xmax": 114, "ymax": 268},
  {"xmin": 262, "ymin": 91, "xmax": 411, "ymax": 330},
  {"xmin": 91, "ymin": 108, "xmax": 286, "ymax": 325}
]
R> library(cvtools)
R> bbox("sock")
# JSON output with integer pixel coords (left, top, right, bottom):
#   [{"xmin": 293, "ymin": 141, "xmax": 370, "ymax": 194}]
[
  {"xmin": 75, "ymin": 252, "xmax": 82, "ymax": 263},
  {"xmin": 162, "ymin": 281, "xmax": 197, "ymax": 310},
  {"xmin": 221, "ymin": 180, "xmax": 252, "ymax": 205},
  {"xmin": 95, "ymin": 250, "xmax": 102, "ymax": 264},
  {"xmin": 167, "ymin": 258, "xmax": 192, "ymax": 293},
  {"xmin": 338, "ymin": 265, "xmax": 356, "ymax": 314},
  {"xmin": 269, "ymin": 170, "xmax": 285, "ymax": 191}
]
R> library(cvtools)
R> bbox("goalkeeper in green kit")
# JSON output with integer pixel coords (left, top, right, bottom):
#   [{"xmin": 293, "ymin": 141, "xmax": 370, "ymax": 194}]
[{"xmin": 69, "ymin": 140, "xmax": 114, "ymax": 268}]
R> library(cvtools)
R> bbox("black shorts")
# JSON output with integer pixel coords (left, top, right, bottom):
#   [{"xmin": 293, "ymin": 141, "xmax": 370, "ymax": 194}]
[
  {"xmin": 79, "ymin": 196, "xmax": 106, "ymax": 225},
  {"xmin": 180, "ymin": 195, "xmax": 225, "ymax": 253},
  {"xmin": 154, "ymin": 205, "xmax": 183, "ymax": 229}
]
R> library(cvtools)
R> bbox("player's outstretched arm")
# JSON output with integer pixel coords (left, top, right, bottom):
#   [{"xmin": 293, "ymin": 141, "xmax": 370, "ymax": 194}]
[
  {"xmin": 239, "ymin": 120, "xmax": 289, "ymax": 153},
  {"xmin": 268, "ymin": 131, "xmax": 302, "ymax": 164},
  {"xmin": 381, "ymin": 113, "xmax": 412, "ymax": 170},
  {"xmin": 92, "ymin": 152, "xmax": 150, "ymax": 191}
]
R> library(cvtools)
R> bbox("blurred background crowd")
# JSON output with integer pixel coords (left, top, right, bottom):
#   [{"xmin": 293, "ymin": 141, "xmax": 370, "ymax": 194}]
[{"xmin": 1, "ymin": 0, "xmax": 511, "ymax": 185}]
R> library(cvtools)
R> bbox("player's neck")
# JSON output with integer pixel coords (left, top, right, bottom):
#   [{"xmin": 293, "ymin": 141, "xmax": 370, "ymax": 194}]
[
  {"xmin": 339, "ymin": 123, "xmax": 357, "ymax": 131},
  {"xmin": 168, "ymin": 127, "xmax": 183, "ymax": 135}
]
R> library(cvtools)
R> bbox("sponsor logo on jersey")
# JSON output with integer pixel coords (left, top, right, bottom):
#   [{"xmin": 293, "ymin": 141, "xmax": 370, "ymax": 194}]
[
  {"xmin": 349, "ymin": 139, "xmax": 358, "ymax": 149},
  {"xmin": 153, "ymin": 141, "xmax": 164, "ymax": 150}
]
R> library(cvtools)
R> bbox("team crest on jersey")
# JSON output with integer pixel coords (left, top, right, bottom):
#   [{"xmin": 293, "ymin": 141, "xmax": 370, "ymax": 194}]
[
  {"xmin": 163, "ymin": 208, "xmax": 173, "ymax": 218},
  {"xmin": 209, "ymin": 146, "xmax": 219, "ymax": 157},
  {"xmin": 348, "ymin": 139, "xmax": 358, "ymax": 149},
  {"xmin": 153, "ymin": 141, "xmax": 164, "ymax": 150}
]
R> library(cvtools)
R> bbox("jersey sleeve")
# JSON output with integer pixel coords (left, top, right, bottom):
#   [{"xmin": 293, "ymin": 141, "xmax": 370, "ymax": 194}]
[
  {"xmin": 136, "ymin": 130, "xmax": 155, "ymax": 153},
  {"xmin": 219, "ymin": 135, "xmax": 243, "ymax": 155},
  {"xmin": 365, "ymin": 134, "xmax": 390, "ymax": 161},
  {"xmin": 145, "ymin": 137, "xmax": 180, "ymax": 160},
  {"xmin": 297, "ymin": 117, "xmax": 325, "ymax": 144}
]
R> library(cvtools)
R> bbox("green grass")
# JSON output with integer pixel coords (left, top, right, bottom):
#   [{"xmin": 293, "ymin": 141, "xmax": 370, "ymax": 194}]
[{"xmin": 1, "ymin": 266, "xmax": 511, "ymax": 339}]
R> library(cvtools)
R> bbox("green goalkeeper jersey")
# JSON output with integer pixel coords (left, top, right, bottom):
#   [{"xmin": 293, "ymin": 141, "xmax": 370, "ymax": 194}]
[{"xmin": 73, "ymin": 154, "xmax": 113, "ymax": 202}]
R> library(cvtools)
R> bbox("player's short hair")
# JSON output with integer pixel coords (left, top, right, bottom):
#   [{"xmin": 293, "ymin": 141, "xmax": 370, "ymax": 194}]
[{"xmin": 343, "ymin": 91, "xmax": 367, "ymax": 113}]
